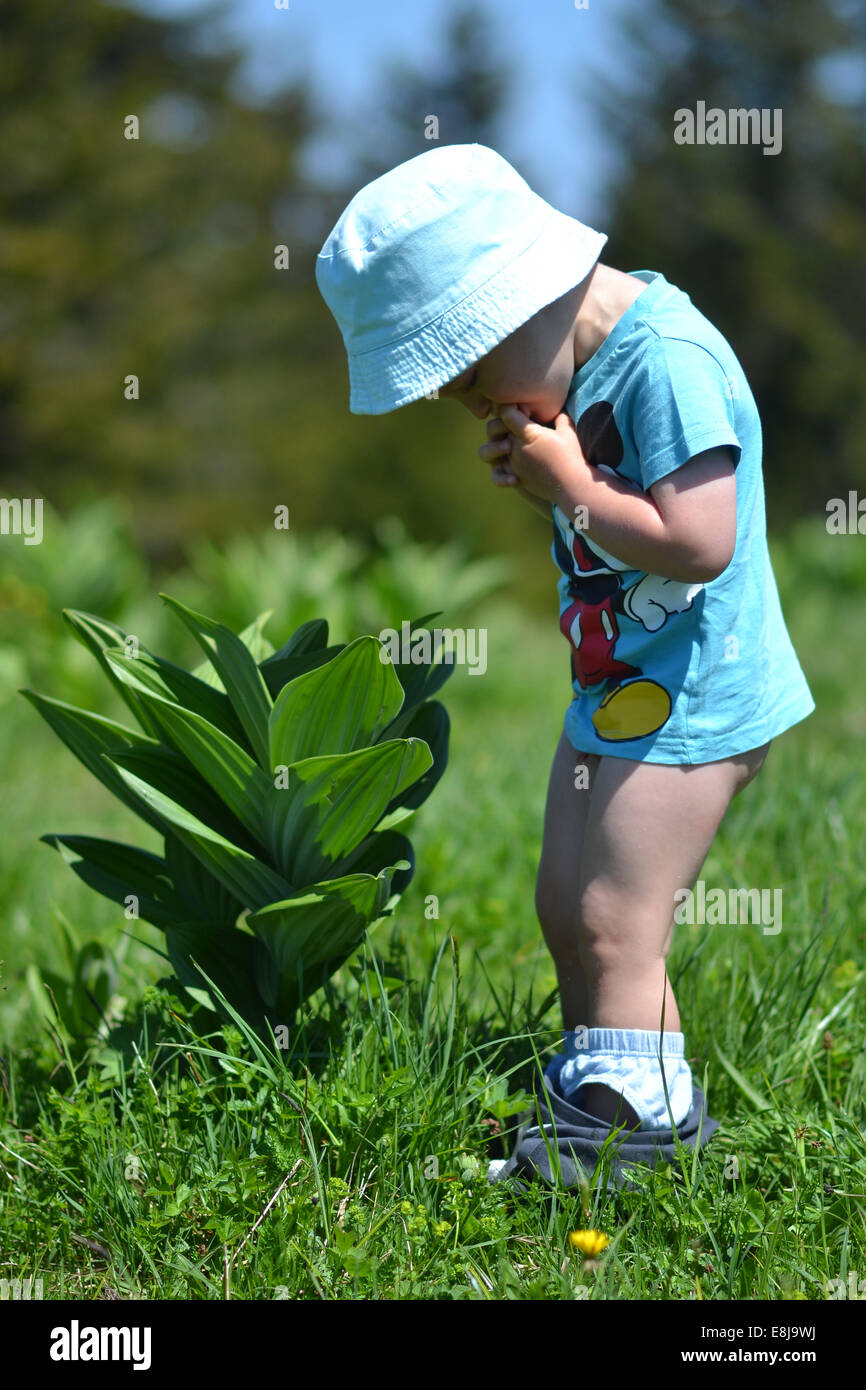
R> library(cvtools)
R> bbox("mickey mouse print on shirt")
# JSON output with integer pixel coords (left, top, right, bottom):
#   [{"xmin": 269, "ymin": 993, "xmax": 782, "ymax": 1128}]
[
  {"xmin": 552, "ymin": 400, "xmax": 704, "ymax": 743},
  {"xmin": 550, "ymin": 268, "xmax": 814, "ymax": 765}
]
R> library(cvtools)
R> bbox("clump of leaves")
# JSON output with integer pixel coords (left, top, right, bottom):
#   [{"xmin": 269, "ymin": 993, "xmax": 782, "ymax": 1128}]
[{"xmin": 22, "ymin": 597, "xmax": 454, "ymax": 1033}]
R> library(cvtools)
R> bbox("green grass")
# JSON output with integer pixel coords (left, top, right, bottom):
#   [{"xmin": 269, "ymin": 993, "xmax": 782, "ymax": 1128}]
[{"xmin": 1, "ymin": 518, "xmax": 864, "ymax": 1300}]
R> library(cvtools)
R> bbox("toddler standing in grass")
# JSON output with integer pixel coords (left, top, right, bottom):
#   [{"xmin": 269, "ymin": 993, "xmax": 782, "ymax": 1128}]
[{"xmin": 315, "ymin": 144, "xmax": 814, "ymax": 1186}]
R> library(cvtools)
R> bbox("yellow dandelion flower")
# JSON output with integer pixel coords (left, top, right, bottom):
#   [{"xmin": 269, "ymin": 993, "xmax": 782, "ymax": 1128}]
[{"xmin": 568, "ymin": 1229, "xmax": 609, "ymax": 1256}]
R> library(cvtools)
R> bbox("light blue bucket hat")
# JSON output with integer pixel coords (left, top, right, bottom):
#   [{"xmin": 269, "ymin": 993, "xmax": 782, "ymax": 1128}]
[{"xmin": 315, "ymin": 143, "xmax": 607, "ymax": 415}]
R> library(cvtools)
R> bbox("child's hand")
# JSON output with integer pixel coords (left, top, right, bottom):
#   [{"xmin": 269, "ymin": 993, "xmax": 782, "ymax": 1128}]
[
  {"xmin": 476, "ymin": 410, "xmax": 563, "ymax": 495},
  {"xmin": 477, "ymin": 414, "xmax": 519, "ymax": 486},
  {"xmin": 477, "ymin": 414, "xmax": 549, "ymax": 513},
  {"xmin": 494, "ymin": 404, "xmax": 591, "ymax": 507}
]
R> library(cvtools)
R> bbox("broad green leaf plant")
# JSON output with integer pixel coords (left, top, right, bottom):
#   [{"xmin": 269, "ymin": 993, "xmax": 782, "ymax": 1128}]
[{"xmin": 22, "ymin": 596, "xmax": 454, "ymax": 1032}]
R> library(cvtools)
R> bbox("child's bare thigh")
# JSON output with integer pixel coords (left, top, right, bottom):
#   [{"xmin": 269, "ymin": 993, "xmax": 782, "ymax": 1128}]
[
  {"xmin": 534, "ymin": 732, "xmax": 603, "ymax": 922},
  {"xmin": 535, "ymin": 731, "xmax": 771, "ymax": 926},
  {"xmin": 575, "ymin": 739, "xmax": 771, "ymax": 949}
]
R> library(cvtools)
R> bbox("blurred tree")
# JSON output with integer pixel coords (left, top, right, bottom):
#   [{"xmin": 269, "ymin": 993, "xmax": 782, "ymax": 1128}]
[
  {"xmin": 315, "ymin": 1, "xmax": 561, "ymax": 608},
  {"xmin": 348, "ymin": 0, "xmax": 509, "ymax": 181},
  {"xmin": 0, "ymin": 0, "xmax": 557, "ymax": 614},
  {"xmin": 594, "ymin": 0, "xmax": 866, "ymax": 524},
  {"xmin": 0, "ymin": 0, "xmax": 332, "ymax": 561}
]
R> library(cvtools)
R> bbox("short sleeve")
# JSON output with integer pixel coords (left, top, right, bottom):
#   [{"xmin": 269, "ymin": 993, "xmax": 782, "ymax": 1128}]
[{"xmin": 629, "ymin": 337, "xmax": 742, "ymax": 491}]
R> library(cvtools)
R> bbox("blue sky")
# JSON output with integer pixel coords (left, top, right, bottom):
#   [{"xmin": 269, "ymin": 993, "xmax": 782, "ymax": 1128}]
[{"xmin": 127, "ymin": 0, "xmax": 637, "ymax": 225}]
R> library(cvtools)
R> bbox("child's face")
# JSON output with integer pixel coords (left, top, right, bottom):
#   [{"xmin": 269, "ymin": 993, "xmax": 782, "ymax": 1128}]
[{"xmin": 438, "ymin": 292, "xmax": 577, "ymax": 425}]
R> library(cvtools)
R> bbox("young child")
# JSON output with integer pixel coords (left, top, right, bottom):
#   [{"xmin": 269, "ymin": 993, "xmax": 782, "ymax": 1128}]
[{"xmin": 315, "ymin": 143, "xmax": 815, "ymax": 1186}]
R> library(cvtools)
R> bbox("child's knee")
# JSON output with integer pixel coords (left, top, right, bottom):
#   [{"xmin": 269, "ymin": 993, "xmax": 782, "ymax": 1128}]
[{"xmin": 576, "ymin": 880, "xmax": 645, "ymax": 972}]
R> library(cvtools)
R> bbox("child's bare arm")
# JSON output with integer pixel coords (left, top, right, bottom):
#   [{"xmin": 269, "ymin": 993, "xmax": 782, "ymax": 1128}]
[
  {"xmin": 478, "ymin": 414, "xmax": 552, "ymax": 521},
  {"xmin": 515, "ymin": 486, "xmax": 555, "ymax": 519},
  {"xmin": 505, "ymin": 478, "xmax": 554, "ymax": 519},
  {"xmin": 563, "ymin": 446, "xmax": 737, "ymax": 582},
  {"xmin": 496, "ymin": 404, "xmax": 737, "ymax": 582}
]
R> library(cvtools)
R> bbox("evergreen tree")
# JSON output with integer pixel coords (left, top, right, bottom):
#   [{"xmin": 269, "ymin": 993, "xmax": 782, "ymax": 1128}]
[
  {"xmin": 349, "ymin": 1, "xmax": 509, "ymax": 181},
  {"xmin": 0, "ymin": 0, "xmax": 323, "ymax": 556},
  {"xmin": 595, "ymin": 0, "xmax": 866, "ymax": 523}
]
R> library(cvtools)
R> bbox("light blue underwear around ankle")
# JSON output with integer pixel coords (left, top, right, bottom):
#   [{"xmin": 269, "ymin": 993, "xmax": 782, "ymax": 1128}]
[{"xmin": 546, "ymin": 1028, "xmax": 694, "ymax": 1130}]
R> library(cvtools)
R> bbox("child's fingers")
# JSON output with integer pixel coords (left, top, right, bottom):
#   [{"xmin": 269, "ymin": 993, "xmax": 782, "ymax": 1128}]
[
  {"xmin": 485, "ymin": 416, "xmax": 510, "ymax": 441},
  {"xmin": 499, "ymin": 403, "xmax": 533, "ymax": 438},
  {"xmin": 498, "ymin": 403, "xmax": 524, "ymax": 427},
  {"xmin": 478, "ymin": 436, "xmax": 512, "ymax": 463},
  {"xmin": 490, "ymin": 462, "xmax": 518, "ymax": 485}
]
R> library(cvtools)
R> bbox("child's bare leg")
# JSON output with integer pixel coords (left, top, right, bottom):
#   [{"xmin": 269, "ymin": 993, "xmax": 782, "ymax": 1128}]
[
  {"xmin": 534, "ymin": 731, "xmax": 600, "ymax": 1027},
  {"xmin": 536, "ymin": 730, "xmax": 770, "ymax": 1126},
  {"xmin": 535, "ymin": 731, "xmax": 678, "ymax": 1031},
  {"xmin": 575, "ymin": 742, "xmax": 770, "ymax": 1125}
]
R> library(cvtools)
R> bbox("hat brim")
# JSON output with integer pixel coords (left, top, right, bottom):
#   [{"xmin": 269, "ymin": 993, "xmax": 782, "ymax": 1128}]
[{"xmin": 347, "ymin": 211, "xmax": 608, "ymax": 415}]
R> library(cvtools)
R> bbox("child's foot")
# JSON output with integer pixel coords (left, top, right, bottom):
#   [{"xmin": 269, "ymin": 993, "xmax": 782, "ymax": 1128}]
[
  {"xmin": 486, "ymin": 1072, "xmax": 720, "ymax": 1193},
  {"xmin": 573, "ymin": 1083, "xmax": 642, "ymax": 1130},
  {"xmin": 545, "ymin": 1055, "xmax": 642, "ymax": 1128}
]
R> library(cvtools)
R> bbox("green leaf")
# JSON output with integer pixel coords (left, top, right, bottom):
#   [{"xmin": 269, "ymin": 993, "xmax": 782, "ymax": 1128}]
[
  {"xmin": 129, "ymin": 688, "xmax": 270, "ymax": 842},
  {"xmin": 160, "ymin": 594, "xmax": 273, "ymax": 768},
  {"xmin": 379, "ymin": 701, "xmax": 449, "ymax": 817},
  {"xmin": 106, "ymin": 744, "xmax": 262, "ymax": 855},
  {"xmin": 264, "ymin": 737, "xmax": 432, "ymax": 884},
  {"xmin": 338, "ymin": 1242, "xmax": 373, "ymax": 1278},
  {"xmin": 164, "ymin": 921, "xmax": 264, "ymax": 1024},
  {"xmin": 741, "ymin": 1187, "xmax": 768, "ymax": 1236},
  {"xmin": 384, "ymin": 613, "xmax": 458, "ymax": 715},
  {"xmin": 191, "ymin": 611, "xmax": 277, "ymax": 686},
  {"xmin": 61, "ymin": 609, "xmax": 163, "ymax": 738},
  {"xmin": 268, "ymin": 636, "xmax": 405, "ymax": 766},
  {"xmin": 40, "ymin": 833, "xmax": 189, "ymax": 928},
  {"xmin": 331, "ymin": 827, "xmax": 414, "ymax": 895},
  {"xmin": 20, "ymin": 689, "xmax": 167, "ymax": 835},
  {"xmin": 371, "ymin": 805, "xmax": 416, "ymax": 833},
  {"xmin": 109, "ymin": 761, "xmax": 293, "ymax": 909},
  {"xmin": 249, "ymin": 872, "xmax": 396, "ymax": 971},
  {"xmin": 712, "ymin": 1041, "xmax": 772, "ymax": 1112},
  {"xmin": 264, "ymin": 617, "xmax": 329, "ymax": 661},
  {"xmin": 164, "ymin": 832, "xmax": 245, "ymax": 927},
  {"xmin": 238, "ymin": 611, "xmax": 276, "ymax": 663},
  {"xmin": 247, "ymin": 870, "xmax": 397, "ymax": 1011},
  {"xmin": 72, "ymin": 942, "xmax": 117, "ymax": 1025},
  {"xmin": 259, "ymin": 643, "xmax": 347, "ymax": 701},
  {"xmin": 190, "ymin": 656, "xmax": 225, "ymax": 691},
  {"xmin": 103, "ymin": 648, "xmax": 249, "ymax": 748}
]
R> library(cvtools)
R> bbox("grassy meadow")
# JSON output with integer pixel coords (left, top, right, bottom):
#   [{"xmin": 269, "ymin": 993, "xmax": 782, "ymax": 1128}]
[{"xmin": 0, "ymin": 502, "xmax": 863, "ymax": 1301}]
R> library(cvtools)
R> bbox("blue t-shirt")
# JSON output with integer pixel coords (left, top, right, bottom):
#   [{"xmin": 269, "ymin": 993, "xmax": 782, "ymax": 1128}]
[{"xmin": 551, "ymin": 268, "xmax": 814, "ymax": 764}]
